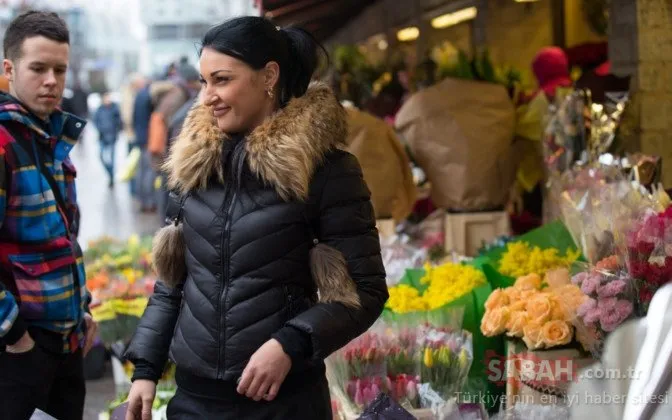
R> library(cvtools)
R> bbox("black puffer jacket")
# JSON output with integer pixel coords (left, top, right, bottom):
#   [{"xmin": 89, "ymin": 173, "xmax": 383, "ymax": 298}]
[{"xmin": 125, "ymin": 83, "xmax": 388, "ymax": 382}]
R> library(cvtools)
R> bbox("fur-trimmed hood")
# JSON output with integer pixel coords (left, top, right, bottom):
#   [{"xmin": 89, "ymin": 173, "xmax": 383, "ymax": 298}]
[{"xmin": 163, "ymin": 81, "xmax": 348, "ymax": 201}]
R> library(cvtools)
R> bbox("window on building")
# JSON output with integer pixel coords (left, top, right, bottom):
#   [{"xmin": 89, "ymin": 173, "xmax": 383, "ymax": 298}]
[
  {"xmin": 151, "ymin": 24, "xmax": 180, "ymax": 40},
  {"xmin": 186, "ymin": 23, "xmax": 211, "ymax": 39}
]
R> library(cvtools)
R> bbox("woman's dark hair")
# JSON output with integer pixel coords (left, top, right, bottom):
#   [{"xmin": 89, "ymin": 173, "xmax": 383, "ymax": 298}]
[{"xmin": 201, "ymin": 16, "xmax": 326, "ymax": 106}]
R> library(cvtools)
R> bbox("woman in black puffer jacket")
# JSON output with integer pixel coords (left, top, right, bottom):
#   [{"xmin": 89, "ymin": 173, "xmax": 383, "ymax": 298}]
[{"xmin": 123, "ymin": 16, "xmax": 388, "ymax": 420}]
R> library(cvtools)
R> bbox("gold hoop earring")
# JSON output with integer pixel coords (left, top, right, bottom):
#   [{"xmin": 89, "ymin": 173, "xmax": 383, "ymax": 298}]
[{"xmin": 267, "ymin": 88, "xmax": 274, "ymax": 100}]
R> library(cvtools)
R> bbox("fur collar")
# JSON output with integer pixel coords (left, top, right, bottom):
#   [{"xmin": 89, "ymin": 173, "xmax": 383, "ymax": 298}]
[{"xmin": 163, "ymin": 82, "xmax": 347, "ymax": 201}]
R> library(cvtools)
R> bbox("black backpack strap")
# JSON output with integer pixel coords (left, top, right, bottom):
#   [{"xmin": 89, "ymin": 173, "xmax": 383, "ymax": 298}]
[{"xmin": 3, "ymin": 123, "xmax": 76, "ymax": 235}]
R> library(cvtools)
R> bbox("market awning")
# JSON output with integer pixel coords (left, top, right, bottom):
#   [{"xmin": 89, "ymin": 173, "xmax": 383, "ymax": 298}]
[{"xmin": 258, "ymin": 0, "xmax": 378, "ymax": 41}]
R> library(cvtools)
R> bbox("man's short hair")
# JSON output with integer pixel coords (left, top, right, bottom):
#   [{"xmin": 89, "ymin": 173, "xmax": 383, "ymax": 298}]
[{"xmin": 3, "ymin": 10, "xmax": 69, "ymax": 61}]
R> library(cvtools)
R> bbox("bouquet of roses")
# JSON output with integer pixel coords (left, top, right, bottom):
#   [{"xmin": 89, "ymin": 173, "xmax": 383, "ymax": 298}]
[
  {"xmin": 621, "ymin": 207, "xmax": 672, "ymax": 314},
  {"xmin": 419, "ymin": 327, "xmax": 473, "ymax": 400},
  {"xmin": 570, "ymin": 257, "xmax": 636, "ymax": 357}
]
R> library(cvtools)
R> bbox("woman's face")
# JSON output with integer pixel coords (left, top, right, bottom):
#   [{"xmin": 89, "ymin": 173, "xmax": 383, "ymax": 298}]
[{"xmin": 199, "ymin": 47, "xmax": 277, "ymax": 134}]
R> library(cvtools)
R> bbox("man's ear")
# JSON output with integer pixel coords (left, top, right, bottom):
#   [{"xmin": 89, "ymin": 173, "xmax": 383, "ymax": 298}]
[{"xmin": 3, "ymin": 59, "xmax": 14, "ymax": 82}]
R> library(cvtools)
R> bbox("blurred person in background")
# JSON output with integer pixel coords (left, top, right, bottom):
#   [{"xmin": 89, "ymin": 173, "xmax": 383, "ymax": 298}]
[
  {"xmin": 0, "ymin": 11, "xmax": 96, "ymax": 419},
  {"xmin": 147, "ymin": 61, "xmax": 201, "ymax": 217},
  {"xmin": 94, "ymin": 92, "xmax": 123, "ymax": 188},
  {"xmin": 122, "ymin": 73, "xmax": 147, "ymax": 197},
  {"xmin": 132, "ymin": 75, "xmax": 158, "ymax": 213}
]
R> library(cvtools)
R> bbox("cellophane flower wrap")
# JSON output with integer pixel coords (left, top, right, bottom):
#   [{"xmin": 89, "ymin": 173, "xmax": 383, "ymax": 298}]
[
  {"xmin": 380, "ymin": 318, "xmax": 422, "ymax": 409},
  {"xmin": 559, "ymin": 170, "xmax": 630, "ymax": 264},
  {"xmin": 569, "ymin": 257, "xmax": 636, "ymax": 357},
  {"xmin": 381, "ymin": 234, "xmax": 427, "ymax": 287},
  {"xmin": 419, "ymin": 327, "xmax": 473, "ymax": 400},
  {"xmin": 327, "ymin": 329, "xmax": 389, "ymax": 415},
  {"xmin": 621, "ymin": 207, "xmax": 672, "ymax": 315}
]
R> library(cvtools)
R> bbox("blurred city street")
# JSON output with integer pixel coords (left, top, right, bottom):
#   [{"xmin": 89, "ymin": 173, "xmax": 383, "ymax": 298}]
[
  {"xmin": 71, "ymin": 126, "xmax": 160, "ymax": 419},
  {"xmin": 72, "ymin": 126, "xmax": 161, "ymax": 250}
]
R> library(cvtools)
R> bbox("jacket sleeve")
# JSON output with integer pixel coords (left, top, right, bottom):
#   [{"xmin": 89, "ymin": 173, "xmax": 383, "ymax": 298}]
[
  {"xmin": 286, "ymin": 151, "xmax": 388, "ymax": 360},
  {"xmin": 0, "ymin": 149, "xmax": 27, "ymax": 345},
  {"xmin": 124, "ymin": 281, "xmax": 182, "ymax": 377}
]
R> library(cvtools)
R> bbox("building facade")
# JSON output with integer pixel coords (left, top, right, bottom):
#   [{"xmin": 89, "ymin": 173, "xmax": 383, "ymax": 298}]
[{"xmin": 141, "ymin": 0, "xmax": 258, "ymax": 75}]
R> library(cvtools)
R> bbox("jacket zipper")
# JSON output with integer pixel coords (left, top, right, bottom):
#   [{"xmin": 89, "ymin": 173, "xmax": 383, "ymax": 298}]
[{"xmin": 218, "ymin": 186, "xmax": 236, "ymax": 378}]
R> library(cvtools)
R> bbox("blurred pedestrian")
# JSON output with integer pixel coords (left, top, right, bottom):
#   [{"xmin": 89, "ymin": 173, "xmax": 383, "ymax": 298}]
[
  {"xmin": 132, "ymin": 77, "xmax": 157, "ymax": 212},
  {"xmin": 0, "ymin": 10, "xmax": 96, "ymax": 420},
  {"xmin": 122, "ymin": 73, "xmax": 147, "ymax": 197},
  {"xmin": 94, "ymin": 92, "xmax": 122, "ymax": 187},
  {"xmin": 147, "ymin": 62, "xmax": 200, "ymax": 216}
]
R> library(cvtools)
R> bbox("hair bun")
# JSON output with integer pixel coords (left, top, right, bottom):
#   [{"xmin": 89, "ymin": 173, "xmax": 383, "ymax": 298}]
[{"xmin": 279, "ymin": 27, "xmax": 323, "ymax": 103}]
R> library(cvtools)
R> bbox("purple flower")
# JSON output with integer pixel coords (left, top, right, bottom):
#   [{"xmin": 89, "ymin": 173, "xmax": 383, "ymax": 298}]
[
  {"xmin": 583, "ymin": 307, "xmax": 602, "ymax": 325},
  {"xmin": 577, "ymin": 298, "xmax": 597, "ymax": 317},
  {"xmin": 581, "ymin": 274, "xmax": 601, "ymax": 295},
  {"xmin": 599, "ymin": 299, "xmax": 634, "ymax": 332},
  {"xmin": 597, "ymin": 280, "xmax": 627, "ymax": 298},
  {"xmin": 572, "ymin": 272, "xmax": 588, "ymax": 285},
  {"xmin": 597, "ymin": 297, "xmax": 618, "ymax": 310}
]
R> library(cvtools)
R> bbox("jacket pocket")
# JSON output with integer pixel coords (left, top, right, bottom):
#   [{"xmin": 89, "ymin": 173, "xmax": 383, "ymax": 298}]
[{"xmin": 8, "ymin": 249, "xmax": 78, "ymax": 322}]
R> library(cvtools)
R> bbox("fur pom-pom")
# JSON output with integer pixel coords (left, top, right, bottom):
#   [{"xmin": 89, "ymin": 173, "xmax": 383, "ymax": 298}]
[
  {"xmin": 152, "ymin": 223, "xmax": 187, "ymax": 288},
  {"xmin": 309, "ymin": 243, "xmax": 361, "ymax": 308}
]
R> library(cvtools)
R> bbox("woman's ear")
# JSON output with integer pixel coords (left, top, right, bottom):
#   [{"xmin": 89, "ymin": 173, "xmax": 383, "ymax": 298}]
[{"xmin": 263, "ymin": 61, "xmax": 280, "ymax": 92}]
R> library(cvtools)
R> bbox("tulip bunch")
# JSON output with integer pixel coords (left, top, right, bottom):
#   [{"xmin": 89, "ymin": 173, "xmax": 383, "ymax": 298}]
[{"xmin": 419, "ymin": 329, "xmax": 473, "ymax": 399}]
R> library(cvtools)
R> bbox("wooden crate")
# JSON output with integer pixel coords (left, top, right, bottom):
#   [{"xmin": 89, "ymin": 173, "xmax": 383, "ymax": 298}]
[{"xmin": 444, "ymin": 211, "xmax": 510, "ymax": 257}]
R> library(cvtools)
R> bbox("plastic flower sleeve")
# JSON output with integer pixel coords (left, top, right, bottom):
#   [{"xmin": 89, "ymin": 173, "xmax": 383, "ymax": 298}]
[
  {"xmin": 326, "ymin": 330, "xmax": 388, "ymax": 416},
  {"xmin": 619, "ymin": 208, "xmax": 672, "ymax": 315},
  {"xmin": 569, "ymin": 260, "xmax": 637, "ymax": 358},
  {"xmin": 380, "ymin": 317, "xmax": 422, "ymax": 409},
  {"xmin": 418, "ymin": 328, "xmax": 473, "ymax": 402},
  {"xmin": 381, "ymin": 234, "xmax": 427, "ymax": 287}
]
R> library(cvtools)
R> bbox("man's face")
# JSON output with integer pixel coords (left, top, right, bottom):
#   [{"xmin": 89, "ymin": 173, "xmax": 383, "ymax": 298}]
[{"xmin": 3, "ymin": 36, "xmax": 69, "ymax": 119}]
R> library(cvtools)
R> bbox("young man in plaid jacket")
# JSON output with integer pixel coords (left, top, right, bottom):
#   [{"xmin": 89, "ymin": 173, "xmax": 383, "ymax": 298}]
[{"xmin": 0, "ymin": 11, "xmax": 98, "ymax": 420}]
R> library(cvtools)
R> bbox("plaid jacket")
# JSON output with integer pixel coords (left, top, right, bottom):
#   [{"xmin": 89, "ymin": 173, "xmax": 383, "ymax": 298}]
[{"xmin": 0, "ymin": 93, "xmax": 88, "ymax": 353}]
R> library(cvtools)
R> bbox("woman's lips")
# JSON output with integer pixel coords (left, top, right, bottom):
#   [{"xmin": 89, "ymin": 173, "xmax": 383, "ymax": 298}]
[{"xmin": 213, "ymin": 106, "xmax": 230, "ymax": 117}]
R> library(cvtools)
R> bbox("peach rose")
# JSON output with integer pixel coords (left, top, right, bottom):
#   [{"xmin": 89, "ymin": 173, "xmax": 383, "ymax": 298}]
[
  {"xmin": 514, "ymin": 273, "xmax": 542, "ymax": 291},
  {"xmin": 553, "ymin": 284, "xmax": 587, "ymax": 313},
  {"xmin": 526, "ymin": 294, "xmax": 553, "ymax": 324},
  {"xmin": 541, "ymin": 320, "xmax": 573, "ymax": 347},
  {"xmin": 481, "ymin": 307, "xmax": 510, "ymax": 337},
  {"xmin": 548, "ymin": 295, "xmax": 569, "ymax": 321},
  {"xmin": 509, "ymin": 300, "xmax": 527, "ymax": 312},
  {"xmin": 522, "ymin": 322, "xmax": 544, "ymax": 350},
  {"xmin": 505, "ymin": 288, "xmax": 538, "ymax": 305},
  {"xmin": 546, "ymin": 268, "xmax": 570, "ymax": 288},
  {"xmin": 506, "ymin": 311, "xmax": 529, "ymax": 338},
  {"xmin": 485, "ymin": 289, "xmax": 510, "ymax": 311}
]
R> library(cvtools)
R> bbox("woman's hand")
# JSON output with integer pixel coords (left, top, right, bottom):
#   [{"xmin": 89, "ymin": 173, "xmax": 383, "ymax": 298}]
[
  {"xmin": 125, "ymin": 379, "xmax": 156, "ymax": 420},
  {"xmin": 237, "ymin": 338, "xmax": 291, "ymax": 402}
]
